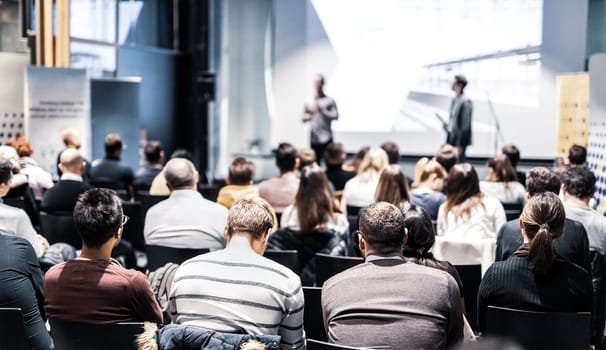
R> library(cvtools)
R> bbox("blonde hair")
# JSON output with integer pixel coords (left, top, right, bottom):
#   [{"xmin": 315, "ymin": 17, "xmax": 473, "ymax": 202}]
[
  {"xmin": 419, "ymin": 160, "xmax": 447, "ymax": 183},
  {"xmin": 357, "ymin": 147, "xmax": 389, "ymax": 183}
]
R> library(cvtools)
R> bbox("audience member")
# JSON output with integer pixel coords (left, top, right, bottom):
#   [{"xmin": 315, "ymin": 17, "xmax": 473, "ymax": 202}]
[
  {"xmin": 149, "ymin": 149, "xmax": 194, "ymax": 195},
  {"xmin": 7, "ymin": 134, "xmax": 53, "ymax": 200},
  {"xmin": 495, "ymin": 167, "xmax": 591, "ymax": 273},
  {"xmin": 410, "ymin": 159, "xmax": 447, "ymax": 219},
  {"xmin": 134, "ymin": 141, "xmax": 164, "ymax": 192},
  {"xmin": 342, "ymin": 146, "xmax": 369, "ymax": 173},
  {"xmin": 324, "ymin": 142, "xmax": 355, "ymax": 191},
  {"xmin": 435, "ymin": 144, "xmax": 458, "ymax": 173},
  {"xmin": 41, "ymin": 148, "xmax": 91, "ymax": 213},
  {"xmin": 375, "ymin": 165, "xmax": 410, "ymax": 208},
  {"xmin": 169, "ymin": 198, "xmax": 305, "ymax": 350},
  {"xmin": 296, "ymin": 147, "xmax": 317, "ymax": 171},
  {"xmin": 0, "ymin": 160, "xmax": 48, "ymax": 258},
  {"xmin": 381, "ymin": 141, "xmax": 400, "ymax": 165},
  {"xmin": 44, "ymin": 188, "xmax": 162, "ymax": 323},
  {"xmin": 402, "ymin": 205, "xmax": 463, "ymax": 295},
  {"xmin": 216, "ymin": 157, "xmax": 259, "ymax": 209},
  {"xmin": 480, "ymin": 155, "xmax": 525, "ymax": 205},
  {"xmin": 568, "ymin": 144, "xmax": 587, "ymax": 166},
  {"xmin": 258, "ymin": 143, "xmax": 300, "ymax": 214},
  {"xmin": 501, "ymin": 144, "xmax": 526, "ymax": 186},
  {"xmin": 437, "ymin": 164, "xmax": 506, "ymax": 239},
  {"xmin": 478, "ymin": 192, "xmax": 592, "ymax": 334},
  {"xmin": 56, "ymin": 128, "xmax": 91, "ymax": 180},
  {"xmin": 144, "ymin": 158, "xmax": 227, "ymax": 250},
  {"xmin": 0, "ymin": 234, "xmax": 53, "ymax": 350},
  {"xmin": 322, "ymin": 202, "xmax": 463, "ymax": 349},
  {"xmin": 272, "ymin": 166, "xmax": 348, "ymax": 284},
  {"xmin": 90, "ymin": 133, "xmax": 135, "ymax": 199},
  {"xmin": 0, "ymin": 146, "xmax": 41, "ymax": 228},
  {"xmin": 341, "ymin": 147, "xmax": 389, "ymax": 213}
]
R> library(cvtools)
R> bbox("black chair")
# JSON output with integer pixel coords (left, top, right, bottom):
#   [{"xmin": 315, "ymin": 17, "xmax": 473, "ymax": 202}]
[
  {"xmin": 121, "ymin": 201, "xmax": 145, "ymax": 251},
  {"xmin": 315, "ymin": 253, "xmax": 363, "ymax": 287},
  {"xmin": 303, "ymin": 287, "xmax": 327, "ymax": 341},
  {"xmin": 40, "ymin": 212, "xmax": 82, "ymax": 249},
  {"xmin": 346, "ymin": 205, "xmax": 364, "ymax": 216},
  {"xmin": 485, "ymin": 306, "xmax": 591, "ymax": 350},
  {"xmin": 502, "ymin": 202, "xmax": 523, "ymax": 221},
  {"xmin": 454, "ymin": 264, "xmax": 481, "ymax": 331},
  {"xmin": 264, "ymin": 250, "xmax": 300, "ymax": 274},
  {"xmin": 137, "ymin": 192, "xmax": 168, "ymax": 217},
  {"xmin": 307, "ymin": 339, "xmax": 369, "ymax": 350},
  {"xmin": 146, "ymin": 244, "xmax": 209, "ymax": 271},
  {"xmin": 199, "ymin": 184, "xmax": 219, "ymax": 202},
  {"xmin": 0, "ymin": 308, "xmax": 30, "ymax": 350},
  {"xmin": 49, "ymin": 318, "xmax": 144, "ymax": 350}
]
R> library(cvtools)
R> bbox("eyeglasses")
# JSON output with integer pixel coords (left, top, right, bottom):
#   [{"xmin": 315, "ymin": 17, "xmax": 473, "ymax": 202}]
[{"xmin": 121, "ymin": 215, "xmax": 129, "ymax": 227}]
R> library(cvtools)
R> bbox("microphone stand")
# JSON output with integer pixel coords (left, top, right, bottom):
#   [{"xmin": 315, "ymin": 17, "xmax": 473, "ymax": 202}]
[{"xmin": 486, "ymin": 92, "xmax": 505, "ymax": 155}]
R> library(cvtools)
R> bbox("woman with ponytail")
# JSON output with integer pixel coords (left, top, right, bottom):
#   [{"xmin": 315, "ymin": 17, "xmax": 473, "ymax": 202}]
[{"xmin": 477, "ymin": 192, "xmax": 592, "ymax": 334}]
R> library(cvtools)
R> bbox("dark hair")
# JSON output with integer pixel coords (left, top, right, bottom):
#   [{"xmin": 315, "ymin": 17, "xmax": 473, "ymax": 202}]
[
  {"xmin": 104, "ymin": 133, "xmax": 123, "ymax": 155},
  {"xmin": 402, "ymin": 205, "xmax": 435, "ymax": 254},
  {"xmin": 325, "ymin": 143, "xmax": 346, "ymax": 166},
  {"xmin": 375, "ymin": 165, "xmax": 410, "ymax": 206},
  {"xmin": 444, "ymin": 164, "xmax": 483, "ymax": 219},
  {"xmin": 0, "ymin": 160, "xmax": 12, "ymax": 184},
  {"xmin": 228, "ymin": 157, "xmax": 255, "ymax": 185},
  {"xmin": 73, "ymin": 188, "xmax": 123, "ymax": 248},
  {"xmin": 227, "ymin": 197, "xmax": 274, "ymax": 239},
  {"xmin": 381, "ymin": 141, "xmax": 400, "ymax": 165},
  {"xmin": 170, "ymin": 149, "xmax": 194, "ymax": 162},
  {"xmin": 568, "ymin": 144, "xmax": 587, "ymax": 165},
  {"xmin": 562, "ymin": 165, "xmax": 595, "ymax": 200},
  {"xmin": 359, "ymin": 202, "xmax": 405, "ymax": 253},
  {"xmin": 501, "ymin": 144, "xmax": 520, "ymax": 168},
  {"xmin": 275, "ymin": 143, "xmax": 297, "ymax": 173},
  {"xmin": 435, "ymin": 144, "xmax": 458, "ymax": 173},
  {"xmin": 455, "ymin": 75, "xmax": 468, "ymax": 91},
  {"xmin": 297, "ymin": 148, "xmax": 316, "ymax": 170},
  {"xmin": 346, "ymin": 146, "xmax": 370, "ymax": 172},
  {"xmin": 295, "ymin": 166, "xmax": 336, "ymax": 232},
  {"xmin": 526, "ymin": 167, "xmax": 560, "ymax": 196},
  {"xmin": 144, "ymin": 141, "xmax": 163, "ymax": 164},
  {"xmin": 487, "ymin": 155, "xmax": 517, "ymax": 182},
  {"xmin": 520, "ymin": 192, "xmax": 565, "ymax": 276}
]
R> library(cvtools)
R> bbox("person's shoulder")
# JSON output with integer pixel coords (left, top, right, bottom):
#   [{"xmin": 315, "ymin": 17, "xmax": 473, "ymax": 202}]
[
  {"xmin": 45, "ymin": 261, "xmax": 69, "ymax": 279},
  {"xmin": 0, "ymin": 203, "xmax": 28, "ymax": 218},
  {"xmin": 482, "ymin": 195, "xmax": 503, "ymax": 207}
]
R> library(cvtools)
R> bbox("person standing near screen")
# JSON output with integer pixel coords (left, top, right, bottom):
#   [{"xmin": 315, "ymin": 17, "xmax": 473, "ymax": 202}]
[
  {"xmin": 303, "ymin": 74, "xmax": 339, "ymax": 165},
  {"xmin": 446, "ymin": 75, "xmax": 472, "ymax": 162}
]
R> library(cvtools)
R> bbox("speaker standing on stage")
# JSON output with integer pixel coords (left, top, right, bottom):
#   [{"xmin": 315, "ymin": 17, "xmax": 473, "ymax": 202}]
[
  {"xmin": 303, "ymin": 74, "xmax": 339, "ymax": 165},
  {"xmin": 446, "ymin": 75, "xmax": 472, "ymax": 162}
]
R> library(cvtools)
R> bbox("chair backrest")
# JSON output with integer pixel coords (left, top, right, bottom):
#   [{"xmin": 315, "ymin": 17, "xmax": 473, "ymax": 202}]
[
  {"xmin": 49, "ymin": 318, "xmax": 144, "ymax": 350},
  {"xmin": 315, "ymin": 253, "xmax": 364, "ymax": 287},
  {"xmin": 346, "ymin": 205, "xmax": 364, "ymax": 216},
  {"xmin": 307, "ymin": 339, "xmax": 369, "ymax": 350},
  {"xmin": 3, "ymin": 196, "xmax": 25, "ymax": 209},
  {"xmin": 199, "ymin": 184, "xmax": 219, "ymax": 202},
  {"xmin": 137, "ymin": 192, "xmax": 168, "ymax": 217},
  {"xmin": 454, "ymin": 264, "xmax": 481, "ymax": 331},
  {"xmin": 303, "ymin": 287, "xmax": 327, "ymax": 342},
  {"xmin": 501, "ymin": 202, "xmax": 523, "ymax": 221},
  {"xmin": 146, "ymin": 244, "xmax": 209, "ymax": 271},
  {"xmin": 40, "ymin": 212, "xmax": 82, "ymax": 249},
  {"xmin": 121, "ymin": 201, "xmax": 145, "ymax": 251},
  {"xmin": 264, "ymin": 250, "xmax": 300, "ymax": 274},
  {"xmin": 0, "ymin": 308, "xmax": 30, "ymax": 350},
  {"xmin": 485, "ymin": 306, "xmax": 591, "ymax": 350}
]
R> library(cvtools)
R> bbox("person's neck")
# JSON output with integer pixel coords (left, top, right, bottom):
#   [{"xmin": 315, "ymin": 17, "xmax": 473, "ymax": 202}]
[
  {"xmin": 106, "ymin": 154, "xmax": 120, "ymax": 161},
  {"xmin": 326, "ymin": 163, "xmax": 342, "ymax": 171},
  {"xmin": 317, "ymin": 90, "xmax": 325, "ymax": 98},
  {"xmin": 565, "ymin": 195, "xmax": 590, "ymax": 208},
  {"xmin": 364, "ymin": 248, "xmax": 402, "ymax": 258},
  {"xmin": 228, "ymin": 233, "xmax": 264, "ymax": 255},
  {"xmin": 279, "ymin": 171, "xmax": 296, "ymax": 178},
  {"xmin": 79, "ymin": 244, "xmax": 113, "ymax": 261}
]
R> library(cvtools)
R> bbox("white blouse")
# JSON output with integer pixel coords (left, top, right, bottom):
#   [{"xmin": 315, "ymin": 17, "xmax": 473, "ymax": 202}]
[
  {"xmin": 280, "ymin": 205, "xmax": 349, "ymax": 236},
  {"xmin": 479, "ymin": 181, "xmax": 526, "ymax": 205},
  {"xmin": 437, "ymin": 196, "xmax": 506, "ymax": 240}
]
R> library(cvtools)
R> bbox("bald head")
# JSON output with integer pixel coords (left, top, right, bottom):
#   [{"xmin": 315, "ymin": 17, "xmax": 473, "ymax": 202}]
[
  {"xmin": 59, "ymin": 148, "xmax": 84, "ymax": 175},
  {"xmin": 164, "ymin": 158, "xmax": 199, "ymax": 190}
]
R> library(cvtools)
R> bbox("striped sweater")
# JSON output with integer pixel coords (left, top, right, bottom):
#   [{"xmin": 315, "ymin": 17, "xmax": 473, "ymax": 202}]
[{"xmin": 169, "ymin": 236, "xmax": 305, "ymax": 350}]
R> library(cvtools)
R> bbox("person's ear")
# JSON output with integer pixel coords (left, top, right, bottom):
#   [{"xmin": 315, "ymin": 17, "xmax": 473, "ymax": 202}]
[
  {"xmin": 194, "ymin": 171, "xmax": 200, "ymax": 185},
  {"xmin": 525, "ymin": 192, "xmax": 530, "ymax": 200},
  {"xmin": 295, "ymin": 158, "xmax": 300, "ymax": 170},
  {"xmin": 358, "ymin": 233, "xmax": 367, "ymax": 255},
  {"xmin": 224, "ymin": 227, "xmax": 230, "ymax": 241},
  {"xmin": 225, "ymin": 177, "xmax": 231, "ymax": 185},
  {"xmin": 402, "ymin": 228, "xmax": 408, "ymax": 247}
]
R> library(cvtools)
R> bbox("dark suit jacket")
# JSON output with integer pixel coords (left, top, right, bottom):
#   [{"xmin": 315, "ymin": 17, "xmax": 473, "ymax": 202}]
[
  {"xmin": 495, "ymin": 218, "xmax": 591, "ymax": 274},
  {"xmin": 447, "ymin": 96, "xmax": 472, "ymax": 147},
  {"xmin": 41, "ymin": 180, "xmax": 91, "ymax": 213}
]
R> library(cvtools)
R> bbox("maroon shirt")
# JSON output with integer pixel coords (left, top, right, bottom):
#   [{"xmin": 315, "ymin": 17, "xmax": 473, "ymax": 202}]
[{"xmin": 44, "ymin": 259, "xmax": 162, "ymax": 324}]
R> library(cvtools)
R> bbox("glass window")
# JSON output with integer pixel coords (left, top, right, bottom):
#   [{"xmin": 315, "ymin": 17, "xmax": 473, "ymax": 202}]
[{"xmin": 70, "ymin": 0, "xmax": 117, "ymax": 43}]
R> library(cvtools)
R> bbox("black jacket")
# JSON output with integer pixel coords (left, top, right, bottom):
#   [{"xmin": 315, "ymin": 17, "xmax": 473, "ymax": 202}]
[
  {"xmin": 156, "ymin": 324, "xmax": 280, "ymax": 350},
  {"xmin": 267, "ymin": 227, "xmax": 347, "ymax": 286},
  {"xmin": 495, "ymin": 218, "xmax": 591, "ymax": 274}
]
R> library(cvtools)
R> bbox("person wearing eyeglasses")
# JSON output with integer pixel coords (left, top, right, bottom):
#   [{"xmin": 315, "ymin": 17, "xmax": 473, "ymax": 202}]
[{"xmin": 43, "ymin": 188, "xmax": 162, "ymax": 324}]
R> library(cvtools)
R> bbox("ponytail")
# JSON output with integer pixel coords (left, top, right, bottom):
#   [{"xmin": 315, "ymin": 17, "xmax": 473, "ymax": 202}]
[{"xmin": 529, "ymin": 223, "xmax": 556, "ymax": 276}]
